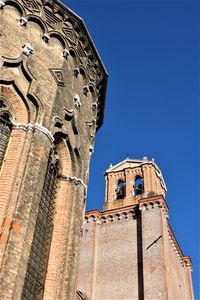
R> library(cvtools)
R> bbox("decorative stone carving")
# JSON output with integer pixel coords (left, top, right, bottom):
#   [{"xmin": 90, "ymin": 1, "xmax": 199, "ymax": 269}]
[
  {"xmin": 0, "ymin": 98, "xmax": 6, "ymax": 109},
  {"xmin": 22, "ymin": 0, "xmax": 40, "ymax": 12},
  {"xmin": 64, "ymin": 108, "xmax": 74, "ymax": 121},
  {"xmin": 83, "ymin": 85, "xmax": 89, "ymax": 96},
  {"xmin": 22, "ymin": 43, "xmax": 34, "ymax": 56},
  {"xmin": 49, "ymin": 69, "xmax": 65, "ymax": 87},
  {"xmin": 77, "ymin": 42, "xmax": 86, "ymax": 58},
  {"xmin": 62, "ymin": 27, "xmax": 77, "ymax": 44},
  {"xmin": 2, "ymin": 0, "xmax": 107, "ymax": 131},
  {"xmin": 43, "ymin": 7, "xmax": 62, "ymax": 28},
  {"xmin": 74, "ymin": 68, "xmax": 80, "ymax": 77},
  {"xmin": 91, "ymin": 102, "xmax": 97, "ymax": 111},
  {"xmin": 42, "ymin": 34, "xmax": 50, "ymax": 43},
  {"xmin": 0, "ymin": 1, "xmax": 5, "ymax": 9},
  {"xmin": 84, "ymin": 208, "xmax": 137, "ymax": 226},
  {"xmin": 63, "ymin": 49, "xmax": 70, "ymax": 58},
  {"xmin": 74, "ymin": 95, "xmax": 81, "ymax": 109},
  {"xmin": 19, "ymin": 17, "xmax": 28, "ymax": 26}
]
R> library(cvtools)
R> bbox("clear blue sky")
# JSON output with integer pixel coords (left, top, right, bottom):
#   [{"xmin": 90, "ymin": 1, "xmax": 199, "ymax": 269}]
[{"xmin": 66, "ymin": 0, "xmax": 199, "ymax": 298}]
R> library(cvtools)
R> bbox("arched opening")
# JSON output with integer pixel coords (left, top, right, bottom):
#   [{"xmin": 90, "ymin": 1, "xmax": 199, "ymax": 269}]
[
  {"xmin": 0, "ymin": 108, "xmax": 12, "ymax": 168},
  {"xmin": 115, "ymin": 179, "xmax": 125, "ymax": 199},
  {"xmin": 133, "ymin": 175, "xmax": 144, "ymax": 196}
]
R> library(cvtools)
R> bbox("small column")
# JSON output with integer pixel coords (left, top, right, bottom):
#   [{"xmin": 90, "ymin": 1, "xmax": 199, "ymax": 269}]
[{"xmin": 125, "ymin": 169, "xmax": 132, "ymax": 200}]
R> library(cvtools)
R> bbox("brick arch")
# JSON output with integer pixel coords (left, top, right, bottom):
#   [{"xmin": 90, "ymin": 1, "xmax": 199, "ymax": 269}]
[
  {"xmin": 43, "ymin": 139, "xmax": 77, "ymax": 299},
  {"xmin": 26, "ymin": 15, "xmax": 47, "ymax": 35},
  {"xmin": 79, "ymin": 66, "xmax": 88, "ymax": 86},
  {"xmin": 0, "ymin": 84, "xmax": 30, "ymax": 226},
  {"xmin": 49, "ymin": 31, "xmax": 66, "ymax": 50},
  {"xmin": 3, "ymin": 0, "xmax": 25, "ymax": 17},
  {"xmin": 57, "ymin": 139, "xmax": 74, "ymax": 177},
  {"xmin": 69, "ymin": 48, "xmax": 79, "ymax": 69},
  {"xmin": 0, "ymin": 84, "xmax": 29, "ymax": 123}
]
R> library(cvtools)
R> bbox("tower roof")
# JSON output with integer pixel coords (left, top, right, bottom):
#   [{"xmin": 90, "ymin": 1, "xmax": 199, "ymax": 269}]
[{"xmin": 105, "ymin": 157, "xmax": 167, "ymax": 191}]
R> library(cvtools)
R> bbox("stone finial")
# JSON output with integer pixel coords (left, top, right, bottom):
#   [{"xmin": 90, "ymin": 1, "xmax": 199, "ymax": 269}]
[
  {"xmin": 42, "ymin": 34, "xmax": 50, "ymax": 43},
  {"xmin": 74, "ymin": 95, "xmax": 81, "ymax": 109},
  {"xmin": 19, "ymin": 17, "xmax": 28, "ymax": 26},
  {"xmin": 0, "ymin": 1, "xmax": 5, "ymax": 9},
  {"xmin": 22, "ymin": 43, "xmax": 34, "ymax": 56},
  {"xmin": 63, "ymin": 49, "xmax": 70, "ymax": 58},
  {"xmin": 143, "ymin": 156, "xmax": 148, "ymax": 161}
]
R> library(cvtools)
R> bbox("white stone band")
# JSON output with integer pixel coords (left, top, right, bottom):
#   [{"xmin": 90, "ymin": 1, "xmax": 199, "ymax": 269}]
[
  {"xmin": 59, "ymin": 175, "xmax": 87, "ymax": 191},
  {"xmin": 14, "ymin": 122, "xmax": 54, "ymax": 142}
]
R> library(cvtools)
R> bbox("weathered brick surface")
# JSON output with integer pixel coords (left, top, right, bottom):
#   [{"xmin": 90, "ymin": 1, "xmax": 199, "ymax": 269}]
[
  {"xmin": 76, "ymin": 160, "xmax": 194, "ymax": 300},
  {"xmin": 0, "ymin": 0, "xmax": 107, "ymax": 299}
]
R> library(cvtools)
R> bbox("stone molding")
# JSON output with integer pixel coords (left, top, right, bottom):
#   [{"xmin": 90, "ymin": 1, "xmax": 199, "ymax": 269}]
[
  {"xmin": 83, "ymin": 206, "xmax": 137, "ymax": 225},
  {"xmin": 167, "ymin": 223, "xmax": 192, "ymax": 269},
  {"xmin": 14, "ymin": 122, "xmax": 54, "ymax": 142},
  {"xmin": 139, "ymin": 195, "xmax": 168, "ymax": 216},
  {"xmin": 58, "ymin": 174, "xmax": 87, "ymax": 191}
]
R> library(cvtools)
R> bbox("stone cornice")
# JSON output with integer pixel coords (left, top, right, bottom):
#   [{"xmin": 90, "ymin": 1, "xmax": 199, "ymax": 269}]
[
  {"xmin": 167, "ymin": 223, "xmax": 192, "ymax": 269},
  {"xmin": 84, "ymin": 204, "xmax": 137, "ymax": 225},
  {"xmin": 139, "ymin": 195, "xmax": 168, "ymax": 215}
]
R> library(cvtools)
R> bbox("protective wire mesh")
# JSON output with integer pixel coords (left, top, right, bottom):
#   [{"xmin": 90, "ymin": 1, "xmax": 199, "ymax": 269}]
[{"xmin": 22, "ymin": 149, "xmax": 59, "ymax": 300}]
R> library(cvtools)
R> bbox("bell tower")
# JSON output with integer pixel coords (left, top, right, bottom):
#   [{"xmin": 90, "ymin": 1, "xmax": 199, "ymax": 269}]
[
  {"xmin": 76, "ymin": 158, "xmax": 194, "ymax": 300},
  {"xmin": 104, "ymin": 157, "xmax": 166, "ymax": 211}
]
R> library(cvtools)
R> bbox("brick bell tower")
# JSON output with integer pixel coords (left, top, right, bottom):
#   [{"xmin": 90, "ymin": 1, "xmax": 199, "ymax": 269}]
[
  {"xmin": 76, "ymin": 158, "xmax": 194, "ymax": 300},
  {"xmin": 0, "ymin": 1, "xmax": 107, "ymax": 299}
]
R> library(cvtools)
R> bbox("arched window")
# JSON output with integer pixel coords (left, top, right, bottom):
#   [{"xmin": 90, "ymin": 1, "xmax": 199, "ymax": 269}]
[
  {"xmin": 133, "ymin": 175, "xmax": 144, "ymax": 196},
  {"xmin": 115, "ymin": 179, "xmax": 125, "ymax": 199},
  {"xmin": 0, "ymin": 101, "xmax": 12, "ymax": 168}
]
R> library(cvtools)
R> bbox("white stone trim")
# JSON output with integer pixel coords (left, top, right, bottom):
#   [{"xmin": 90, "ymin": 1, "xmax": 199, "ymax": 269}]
[
  {"xmin": 63, "ymin": 49, "xmax": 70, "ymax": 58},
  {"xmin": 19, "ymin": 17, "xmax": 28, "ymax": 26},
  {"xmin": 0, "ymin": 1, "xmax": 5, "ymax": 9},
  {"xmin": 60, "ymin": 175, "xmax": 87, "ymax": 191},
  {"xmin": 22, "ymin": 43, "xmax": 34, "ymax": 56},
  {"xmin": 14, "ymin": 123, "xmax": 54, "ymax": 142}
]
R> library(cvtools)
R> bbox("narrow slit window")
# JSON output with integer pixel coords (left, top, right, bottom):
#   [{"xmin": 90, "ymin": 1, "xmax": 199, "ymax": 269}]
[{"xmin": 0, "ymin": 112, "xmax": 12, "ymax": 168}]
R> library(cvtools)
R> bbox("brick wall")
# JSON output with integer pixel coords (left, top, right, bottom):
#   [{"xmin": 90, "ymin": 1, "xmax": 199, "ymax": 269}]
[{"xmin": 0, "ymin": 0, "xmax": 107, "ymax": 298}]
